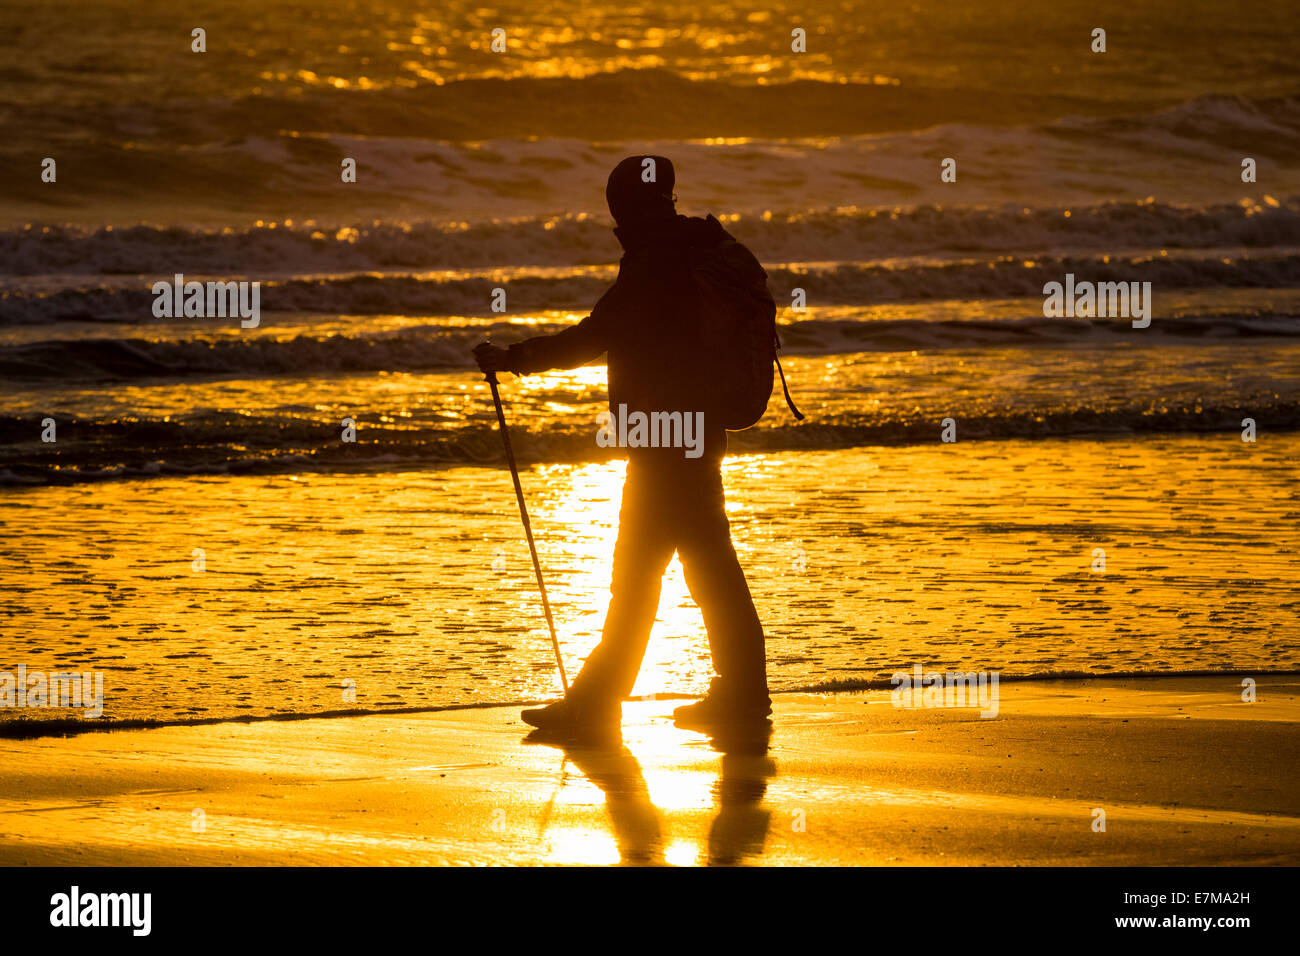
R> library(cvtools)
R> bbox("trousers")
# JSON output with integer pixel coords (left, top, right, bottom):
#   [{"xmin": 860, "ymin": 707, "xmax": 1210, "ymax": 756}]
[{"xmin": 568, "ymin": 452, "xmax": 769, "ymax": 704}]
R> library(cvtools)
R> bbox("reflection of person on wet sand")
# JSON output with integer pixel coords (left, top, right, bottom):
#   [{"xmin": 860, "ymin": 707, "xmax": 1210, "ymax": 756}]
[
  {"xmin": 705, "ymin": 727, "xmax": 775, "ymax": 866},
  {"xmin": 533, "ymin": 725, "xmax": 775, "ymax": 866},
  {"xmin": 559, "ymin": 743, "xmax": 665, "ymax": 866}
]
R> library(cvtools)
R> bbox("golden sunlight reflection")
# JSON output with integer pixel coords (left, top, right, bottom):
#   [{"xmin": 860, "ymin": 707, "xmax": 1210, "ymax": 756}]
[
  {"xmin": 507, "ymin": 364, "xmax": 733, "ymax": 699},
  {"xmin": 534, "ymin": 717, "xmax": 771, "ymax": 865},
  {"xmin": 533, "ymin": 459, "xmax": 711, "ymax": 699},
  {"xmin": 538, "ymin": 729, "xmax": 720, "ymax": 865},
  {"xmin": 664, "ymin": 841, "xmax": 700, "ymax": 867},
  {"xmin": 523, "ymin": 364, "xmax": 608, "ymax": 391},
  {"xmin": 625, "ymin": 721, "xmax": 718, "ymax": 812},
  {"xmin": 543, "ymin": 826, "xmax": 622, "ymax": 866}
]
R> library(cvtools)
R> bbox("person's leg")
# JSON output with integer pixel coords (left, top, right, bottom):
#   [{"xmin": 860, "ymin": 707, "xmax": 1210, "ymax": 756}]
[
  {"xmin": 674, "ymin": 466, "xmax": 770, "ymax": 707},
  {"xmin": 565, "ymin": 460, "xmax": 676, "ymax": 704}
]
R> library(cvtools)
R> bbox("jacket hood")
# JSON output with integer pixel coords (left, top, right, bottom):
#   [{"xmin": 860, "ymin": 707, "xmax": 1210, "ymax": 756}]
[{"xmin": 614, "ymin": 213, "xmax": 731, "ymax": 254}]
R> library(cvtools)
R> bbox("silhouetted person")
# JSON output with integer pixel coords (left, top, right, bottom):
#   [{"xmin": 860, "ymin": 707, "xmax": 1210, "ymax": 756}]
[{"xmin": 476, "ymin": 155, "xmax": 772, "ymax": 736}]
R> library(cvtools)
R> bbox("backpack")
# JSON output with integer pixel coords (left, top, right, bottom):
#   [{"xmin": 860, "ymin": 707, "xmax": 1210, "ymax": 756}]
[{"xmin": 689, "ymin": 236, "xmax": 806, "ymax": 431}]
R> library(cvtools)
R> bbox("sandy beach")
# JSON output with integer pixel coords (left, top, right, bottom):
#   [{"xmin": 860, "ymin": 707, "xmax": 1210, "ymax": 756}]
[{"xmin": 1, "ymin": 675, "xmax": 1295, "ymax": 866}]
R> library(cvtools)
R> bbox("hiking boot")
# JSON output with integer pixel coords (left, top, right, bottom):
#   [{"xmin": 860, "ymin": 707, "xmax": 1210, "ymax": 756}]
[
  {"xmin": 521, "ymin": 695, "xmax": 621, "ymax": 740},
  {"xmin": 673, "ymin": 680, "xmax": 771, "ymax": 729}
]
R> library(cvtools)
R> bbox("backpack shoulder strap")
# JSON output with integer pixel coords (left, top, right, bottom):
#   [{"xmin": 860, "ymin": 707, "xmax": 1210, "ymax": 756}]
[{"xmin": 774, "ymin": 352, "xmax": 805, "ymax": 421}]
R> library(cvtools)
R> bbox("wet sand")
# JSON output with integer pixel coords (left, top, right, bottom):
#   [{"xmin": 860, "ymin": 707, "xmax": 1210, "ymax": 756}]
[
  {"xmin": 3, "ymin": 434, "xmax": 1298, "ymax": 727},
  {"xmin": 1, "ymin": 675, "xmax": 1296, "ymax": 866}
]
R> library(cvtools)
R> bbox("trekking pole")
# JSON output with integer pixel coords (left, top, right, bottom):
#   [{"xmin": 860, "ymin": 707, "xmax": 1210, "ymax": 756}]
[{"xmin": 484, "ymin": 370, "xmax": 569, "ymax": 694}]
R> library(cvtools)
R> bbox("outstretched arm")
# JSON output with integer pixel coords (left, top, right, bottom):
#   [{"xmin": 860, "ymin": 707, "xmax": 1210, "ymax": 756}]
[{"xmin": 475, "ymin": 283, "xmax": 620, "ymax": 375}]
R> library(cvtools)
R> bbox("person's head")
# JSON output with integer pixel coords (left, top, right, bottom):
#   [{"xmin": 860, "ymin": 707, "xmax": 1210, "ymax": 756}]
[{"xmin": 605, "ymin": 155, "xmax": 676, "ymax": 227}]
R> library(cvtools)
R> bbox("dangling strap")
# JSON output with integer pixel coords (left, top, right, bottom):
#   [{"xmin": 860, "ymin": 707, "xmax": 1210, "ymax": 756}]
[{"xmin": 775, "ymin": 354, "xmax": 805, "ymax": 421}]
